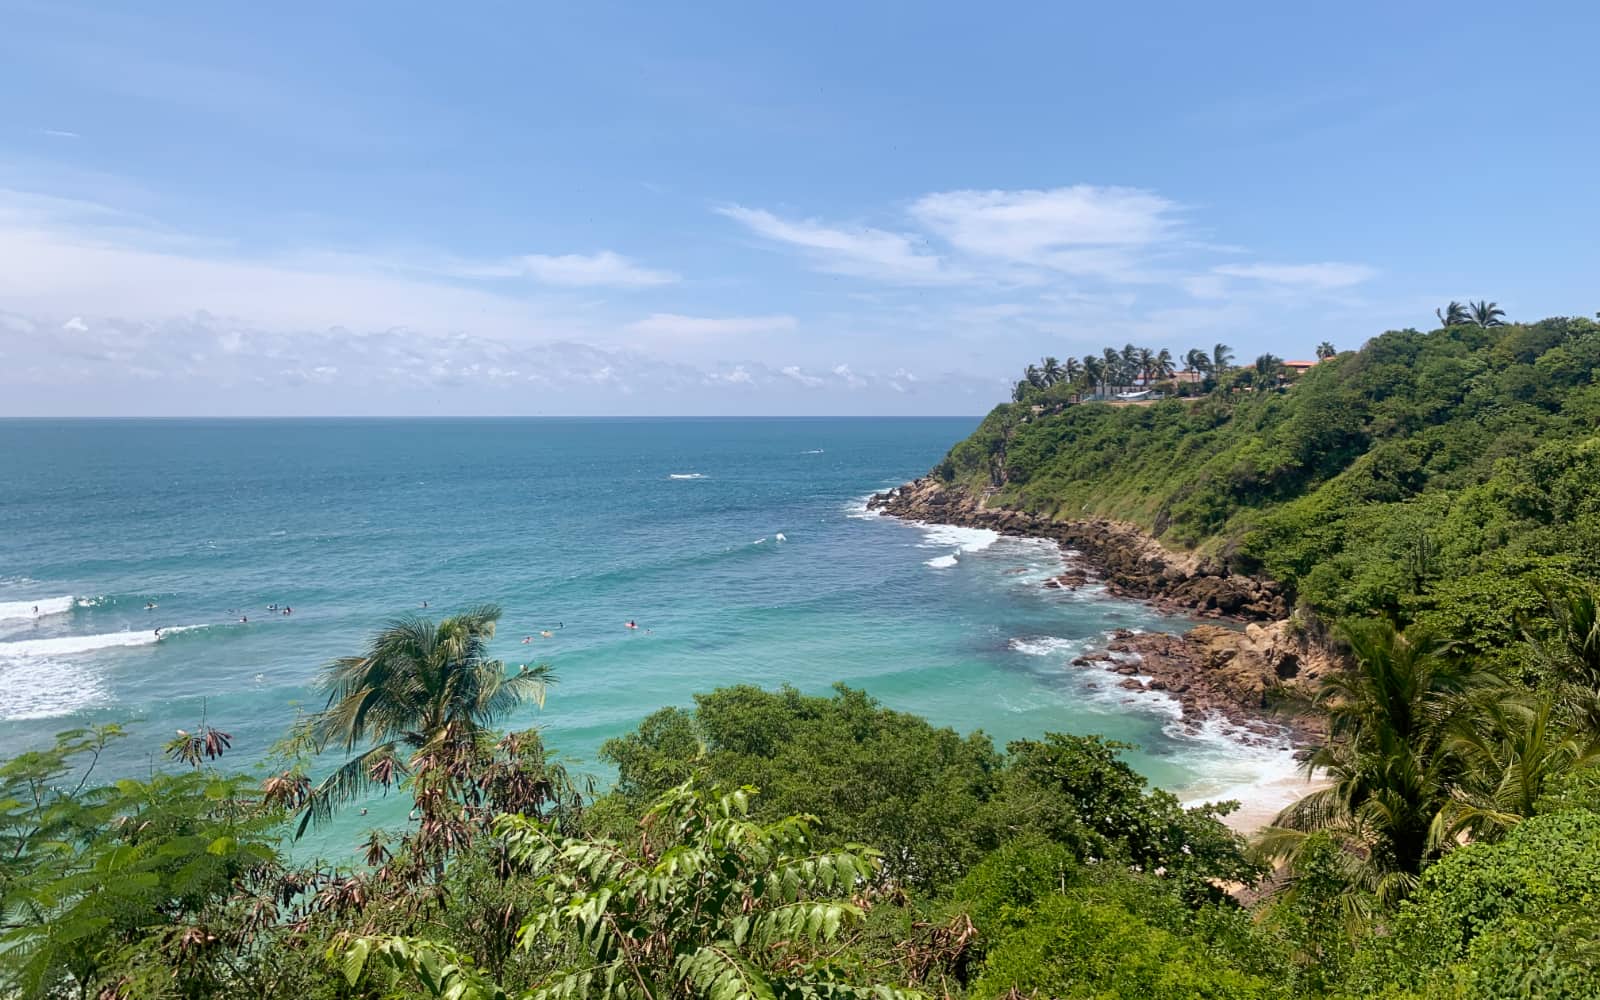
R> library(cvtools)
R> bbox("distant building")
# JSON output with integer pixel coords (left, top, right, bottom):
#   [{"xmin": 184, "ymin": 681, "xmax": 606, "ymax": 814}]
[
  {"xmin": 1282, "ymin": 360, "xmax": 1318, "ymax": 377},
  {"xmin": 1175, "ymin": 369, "xmax": 1206, "ymax": 384}
]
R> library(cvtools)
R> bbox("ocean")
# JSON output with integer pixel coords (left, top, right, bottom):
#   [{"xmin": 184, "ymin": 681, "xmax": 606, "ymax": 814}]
[{"xmin": 0, "ymin": 417, "xmax": 1300, "ymax": 860}]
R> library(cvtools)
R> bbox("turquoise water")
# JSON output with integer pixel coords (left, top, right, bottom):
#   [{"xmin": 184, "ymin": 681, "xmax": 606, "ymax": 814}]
[{"xmin": 0, "ymin": 418, "xmax": 1297, "ymax": 861}]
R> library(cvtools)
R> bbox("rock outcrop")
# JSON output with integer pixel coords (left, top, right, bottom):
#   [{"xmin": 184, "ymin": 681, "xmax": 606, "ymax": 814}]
[
  {"xmin": 868, "ymin": 478, "xmax": 1287, "ymax": 619},
  {"xmin": 869, "ymin": 477, "xmax": 1335, "ymax": 738}
]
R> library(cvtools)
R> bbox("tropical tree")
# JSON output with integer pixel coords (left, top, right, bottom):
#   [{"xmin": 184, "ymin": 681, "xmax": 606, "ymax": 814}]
[
  {"xmin": 1102, "ymin": 347, "xmax": 1124, "ymax": 392},
  {"xmin": 1257, "ymin": 622, "xmax": 1494, "ymax": 907},
  {"xmin": 1435, "ymin": 301, "xmax": 1469, "ymax": 327},
  {"xmin": 336, "ymin": 781, "xmax": 919, "ymax": 1000},
  {"xmin": 1060, "ymin": 355, "xmax": 1082, "ymax": 385},
  {"xmin": 1438, "ymin": 693, "xmax": 1600, "ymax": 845},
  {"xmin": 289, "ymin": 605, "xmax": 552, "ymax": 837},
  {"xmin": 1134, "ymin": 347, "xmax": 1156, "ymax": 384},
  {"xmin": 1254, "ymin": 353, "xmax": 1285, "ymax": 386},
  {"xmin": 1211, "ymin": 343, "xmax": 1234, "ymax": 375},
  {"xmin": 1039, "ymin": 356, "xmax": 1064, "ymax": 386},
  {"xmin": 1316, "ymin": 341, "xmax": 1337, "ymax": 361},
  {"xmin": 1526, "ymin": 583, "xmax": 1600, "ymax": 734},
  {"xmin": 1469, "ymin": 300, "xmax": 1507, "ymax": 328},
  {"xmin": 1152, "ymin": 348, "xmax": 1176, "ymax": 381},
  {"xmin": 1082, "ymin": 355, "xmax": 1106, "ymax": 398}
]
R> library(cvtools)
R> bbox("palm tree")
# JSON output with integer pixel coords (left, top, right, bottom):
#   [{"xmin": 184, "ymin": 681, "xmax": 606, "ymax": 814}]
[
  {"xmin": 1316, "ymin": 341, "xmax": 1337, "ymax": 361},
  {"xmin": 1134, "ymin": 347, "xmax": 1156, "ymax": 385},
  {"xmin": 1039, "ymin": 356, "xmax": 1064, "ymax": 387},
  {"xmin": 1102, "ymin": 347, "xmax": 1124, "ymax": 392},
  {"xmin": 1152, "ymin": 348, "xmax": 1176, "ymax": 381},
  {"xmin": 1435, "ymin": 301, "xmax": 1469, "ymax": 327},
  {"xmin": 1211, "ymin": 343, "xmax": 1234, "ymax": 375},
  {"xmin": 292, "ymin": 605, "xmax": 553, "ymax": 836},
  {"xmin": 1255, "ymin": 353, "xmax": 1285, "ymax": 385},
  {"xmin": 1258, "ymin": 622, "xmax": 1491, "ymax": 905},
  {"xmin": 1469, "ymin": 300, "xmax": 1507, "ymax": 328},
  {"xmin": 1023, "ymin": 364, "xmax": 1043, "ymax": 390},
  {"xmin": 1060, "ymin": 356, "xmax": 1083, "ymax": 384},
  {"xmin": 1439, "ymin": 693, "xmax": 1600, "ymax": 845},
  {"xmin": 1082, "ymin": 356, "xmax": 1106, "ymax": 398},
  {"xmin": 1184, "ymin": 348, "xmax": 1209, "ymax": 375}
]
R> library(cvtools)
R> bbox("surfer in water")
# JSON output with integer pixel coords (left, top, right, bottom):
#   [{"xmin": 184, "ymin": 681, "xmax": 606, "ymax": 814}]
[
  {"xmin": 625, "ymin": 620, "xmax": 638, "ymax": 630},
  {"xmin": 540, "ymin": 630, "xmax": 553, "ymax": 639},
  {"xmin": 282, "ymin": 606, "xmax": 292, "ymax": 615},
  {"xmin": 239, "ymin": 615, "xmax": 248, "ymax": 623},
  {"xmin": 145, "ymin": 602, "xmax": 157, "ymax": 610},
  {"xmin": 153, "ymin": 627, "xmax": 162, "ymax": 638}
]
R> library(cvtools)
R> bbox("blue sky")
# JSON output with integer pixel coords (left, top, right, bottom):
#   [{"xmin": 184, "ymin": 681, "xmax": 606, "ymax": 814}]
[{"xmin": 2, "ymin": 1, "xmax": 1596, "ymax": 415}]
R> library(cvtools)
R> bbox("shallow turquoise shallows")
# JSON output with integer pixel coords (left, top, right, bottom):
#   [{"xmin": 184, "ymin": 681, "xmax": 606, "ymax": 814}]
[{"xmin": 0, "ymin": 417, "xmax": 1297, "ymax": 861}]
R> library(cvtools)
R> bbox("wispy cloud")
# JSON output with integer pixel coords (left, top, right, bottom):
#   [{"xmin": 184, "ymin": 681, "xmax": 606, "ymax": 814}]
[
  {"xmin": 41, "ymin": 129, "xmax": 80, "ymax": 139},
  {"xmin": 628, "ymin": 312, "xmax": 796, "ymax": 339},
  {"xmin": 457, "ymin": 250, "xmax": 678, "ymax": 288},
  {"xmin": 716, "ymin": 205, "xmax": 955, "ymax": 284},
  {"xmin": 1213, "ymin": 262, "xmax": 1376, "ymax": 289}
]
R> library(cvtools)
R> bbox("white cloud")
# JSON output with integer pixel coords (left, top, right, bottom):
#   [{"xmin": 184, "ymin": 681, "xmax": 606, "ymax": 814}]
[
  {"xmin": 910, "ymin": 186, "xmax": 1179, "ymax": 257},
  {"xmin": 780, "ymin": 365, "xmax": 824, "ymax": 387},
  {"xmin": 478, "ymin": 250, "xmax": 678, "ymax": 287},
  {"xmin": 61, "ymin": 316, "xmax": 88, "ymax": 332},
  {"xmin": 627, "ymin": 312, "xmax": 796, "ymax": 339},
  {"xmin": 42, "ymin": 129, "xmax": 81, "ymax": 139},
  {"xmin": 1213, "ymin": 262, "xmax": 1376, "ymax": 289},
  {"xmin": 717, "ymin": 205, "xmax": 953, "ymax": 284}
]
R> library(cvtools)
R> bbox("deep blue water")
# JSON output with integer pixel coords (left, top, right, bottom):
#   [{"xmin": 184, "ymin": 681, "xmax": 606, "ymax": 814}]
[{"xmin": 0, "ymin": 418, "xmax": 1297, "ymax": 860}]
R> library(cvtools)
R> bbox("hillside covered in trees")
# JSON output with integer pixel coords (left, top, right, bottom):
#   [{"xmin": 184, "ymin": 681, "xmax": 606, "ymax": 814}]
[
  {"xmin": 5, "ymin": 315, "xmax": 1600, "ymax": 999},
  {"xmin": 939, "ymin": 315, "xmax": 1600, "ymax": 659}
]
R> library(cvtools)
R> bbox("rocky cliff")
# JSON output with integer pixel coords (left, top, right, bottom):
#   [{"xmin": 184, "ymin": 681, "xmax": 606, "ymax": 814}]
[{"xmin": 869, "ymin": 477, "xmax": 1332, "ymax": 738}]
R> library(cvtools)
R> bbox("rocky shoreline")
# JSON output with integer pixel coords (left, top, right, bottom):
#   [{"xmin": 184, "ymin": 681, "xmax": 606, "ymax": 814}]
[{"xmin": 869, "ymin": 477, "xmax": 1334, "ymax": 742}]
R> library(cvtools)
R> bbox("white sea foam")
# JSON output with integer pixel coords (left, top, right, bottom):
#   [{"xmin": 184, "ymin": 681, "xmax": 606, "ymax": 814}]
[
  {"xmin": 916, "ymin": 523, "xmax": 999, "ymax": 553},
  {"xmin": 0, "ymin": 656, "xmax": 108, "ymax": 720},
  {"xmin": 1172, "ymin": 715, "xmax": 1308, "ymax": 829},
  {"xmin": 925, "ymin": 553, "xmax": 959, "ymax": 569},
  {"xmin": 0, "ymin": 625, "xmax": 202, "ymax": 658},
  {"xmin": 669, "ymin": 473, "xmax": 706, "ymax": 480},
  {"xmin": 801, "ymin": 449, "xmax": 825, "ymax": 454},
  {"xmin": 1008, "ymin": 636, "xmax": 1084, "ymax": 657},
  {"xmin": 844, "ymin": 493, "xmax": 882, "ymax": 520},
  {"xmin": 0, "ymin": 596, "xmax": 75, "ymax": 622}
]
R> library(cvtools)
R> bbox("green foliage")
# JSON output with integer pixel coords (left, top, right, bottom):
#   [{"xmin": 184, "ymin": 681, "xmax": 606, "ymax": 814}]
[
  {"xmin": 603, "ymin": 685, "xmax": 1004, "ymax": 890},
  {"xmin": 340, "ymin": 781, "xmax": 921, "ymax": 1000},
  {"xmin": 600, "ymin": 687, "xmax": 1254, "ymax": 893},
  {"xmin": 1341, "ymin": 810, "xmax": 1600, "ymax": 998},
  {"xmin": 954, "ymin": 839, "xmax": 1289, "ymax": 999},
  {"xmin": 947, "ymin": 317, "xmax": 1600, "ymax": 655}
]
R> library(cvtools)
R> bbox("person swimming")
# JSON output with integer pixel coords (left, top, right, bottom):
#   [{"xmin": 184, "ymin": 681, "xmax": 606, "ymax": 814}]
[
  {"xmin": 540, "ymin": 630, "xmax": 553, "ymax": 638},
  {"xmin": 420, "ymin": 600, "xmax": 429, "ymax": 609},
  {"xmin": 521, "ymin": 635, "xmax": 533, "ymax": 644},
  {"xmin": 239, "ymin": 615, "xmax": 248, "ymax": 623},
  {"xmin": 268, "ymin": 603, "xmax": 277, "ymax": 611},
  {"xmin": 145, "ymin": 602, "xmax": 157, "ymax": 610},
  {"xmin": 625, "ymin": 620, "xmax": 638, "ymax": 630},
  {"xmin": 282, "ymin": 606, "xmax": 292, "ymax": 615}
]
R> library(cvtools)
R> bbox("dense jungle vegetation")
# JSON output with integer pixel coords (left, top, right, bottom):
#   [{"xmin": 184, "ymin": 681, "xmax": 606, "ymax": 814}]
[
  {"xmin": 5, "ymin": 311, "xmax": 1600, "ymax": 999},
  {"xmin": 948, "ymin": 313, "xmax": 1600, "ymax": 662}
]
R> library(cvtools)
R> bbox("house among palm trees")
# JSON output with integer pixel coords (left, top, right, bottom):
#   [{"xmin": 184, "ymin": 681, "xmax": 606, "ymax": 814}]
[{"xmin": 1281, "ymin": 359, "xmax": 1319, "ymax": 377}]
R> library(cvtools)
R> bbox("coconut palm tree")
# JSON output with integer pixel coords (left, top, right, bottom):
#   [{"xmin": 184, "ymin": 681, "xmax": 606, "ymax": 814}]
[
  {"xmin": 1316, "ymin": 341, "xmax": 1337, "ymax": 361},
  {"xmin": 1438, "ymin": 693, "xmax": 1600, "ymax": 845},
  {"xmin": 1060, "ymin": 355, "xmax": 1083, "ymax": 384},
  {"xmin": 1212, "ymin": 343, "xmax": 1234, "ymax": 375},
  {"xmin": 1082, "ymin": 355, "xmax": 1106, "ymax": 398},
  {"xmin": 1040, "ymin": 356, "xmax": 1064, "ymax": 386},
  {"xmin": 292, "ymin": 605, "xmax": 553, "ymax": 836},
  {"xmin": 1152, "ymin": 348, "xmax": 1176, "ymax": 381},
  {"xmin": 1255, "ymin": 353, "xmax": 1285, "ymax": 385},
  {"xmin": 1102, "ymin": 347, "xmax": 1124, "ymax": 392},
  {"xmin": 1134, "ymin": 347, "xmax": 1157, "ymax": 385},
  {"xmin": 1257, "ymin": 622, "xmax": 1492, "ymax": 905},
  {"xmin": 1435, "ymin": 301, "xmax": 1469, "ymax": 327},
  {"xmin": 1023, "ymin": 364, "xmax": 1043, "ymax": 391},
  {"xmin": 1469, "ymin": 300, "xmax": 1507, "ymax": 328}
]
